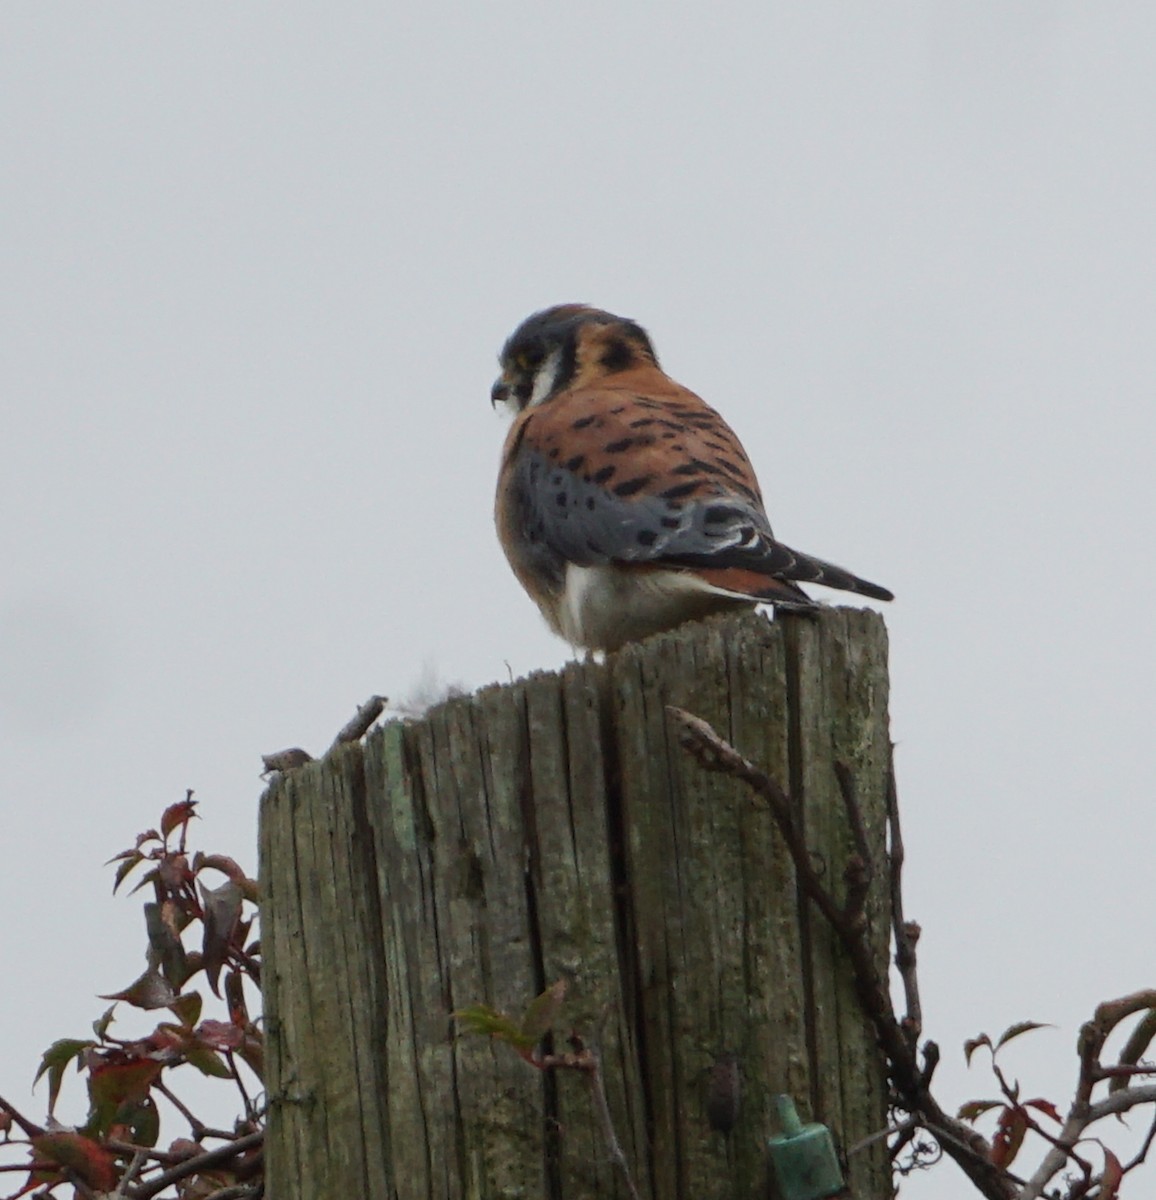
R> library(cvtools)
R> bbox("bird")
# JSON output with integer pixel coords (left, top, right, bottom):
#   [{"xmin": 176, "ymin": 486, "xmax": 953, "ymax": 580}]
[{"xmin": 491, "ymin": 304, "xmax": 892, "ymax": 653}]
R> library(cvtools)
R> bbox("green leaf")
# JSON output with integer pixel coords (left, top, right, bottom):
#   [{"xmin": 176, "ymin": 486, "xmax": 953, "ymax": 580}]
[
  {"xmin": 34, "ymin": 1039, "xmax": 92, "ymax": 1116},
  {"xmin": 169, "ymin": 991, "xmax": 204, "ymax": 1028},
  {"xmin": 125, "ymin": 1095, "xmax": 160, "ymax": 1148},
  {"xmin": 92, "ymin": 1005, "xmax": 116, "ymax": 1041},
  {"xmin": 185, "ymin": 1045, "xmax": 233, "ymax": 1079},
  {"xmin": 454, "ymin": 1004, "xmax": 532, "ymax": 1048},
  {"xmin": 520, "ymin": 979, "xmax": 567, "ymax": 1043}
]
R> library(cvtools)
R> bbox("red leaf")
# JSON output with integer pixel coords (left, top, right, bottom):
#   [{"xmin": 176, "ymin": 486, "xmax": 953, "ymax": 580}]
[
  {"xmin": 112, "ymin": 852, "xmax": 145, "ymax": 894},
  {"xmin": 129, "ymin": 866, "xmax": 160, "ymax": 895},
  {"xmin": 89, "ymin": 1055, "xmax": 163, "ymax": 1105},
  {"xmin": 161, "ymin": 796, "xmax": 198, "ymax": 839},
  {"xmin": 31, "ymin": 1131, "xmax": 119, "ymax": 1191},
  {"xmin": 196, "ymin": 1019, "xmax": 246, "ymax": 1051},
  {"xmin": 964, "ymin": 1033, "xmax": 992, "ymax": 1066},
  {"xmin": 1100, "ymin": 1147, "xmax": 1124, "ymax": 1200},
  {"xmin": 158, "ymin": 852, "xmax": 193, "ymax": 893},
  {"xmin": 1025, "ymin": 1097, "xmax": 1062, "ymax": 1123},
  {"xmin": 237, "ymin": 1029, "xmax": 265, "ymax": 1081},
  {"xmin": 990, "ymin": 1107, "xmax": 1028, "ymax": 1170},
  {"xmin": 225, "ymin": 971, "xmax": 250, "ymax": 1024}
]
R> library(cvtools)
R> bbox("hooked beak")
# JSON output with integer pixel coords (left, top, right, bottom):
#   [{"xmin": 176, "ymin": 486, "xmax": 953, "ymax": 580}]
[{"xmin": 491, "ymin": 378, "xmax": 512, "ymax": 408}]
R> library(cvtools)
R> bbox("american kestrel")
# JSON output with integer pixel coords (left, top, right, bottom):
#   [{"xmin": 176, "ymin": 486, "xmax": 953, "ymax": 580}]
[{"xmin": 492, "ymin": 304, "xmax": 893, "ymax": 653}]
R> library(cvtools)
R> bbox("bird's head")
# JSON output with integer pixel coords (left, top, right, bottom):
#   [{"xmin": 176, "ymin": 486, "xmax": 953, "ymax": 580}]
[{"xmin": 491, "ymin": 304, "xmax": 659, "ymax": 414}]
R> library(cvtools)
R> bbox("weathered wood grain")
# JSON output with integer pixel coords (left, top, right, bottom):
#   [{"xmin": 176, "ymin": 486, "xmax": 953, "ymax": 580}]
[{"xmin": 260, "ymin": 607, "xmax": 894, "ymax": 1199}]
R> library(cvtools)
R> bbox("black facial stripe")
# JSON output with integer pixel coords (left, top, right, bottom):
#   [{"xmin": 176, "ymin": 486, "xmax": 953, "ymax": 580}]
[{"xmin": 599, "ymin": 336, "xmax": 636, "ymax": 373}]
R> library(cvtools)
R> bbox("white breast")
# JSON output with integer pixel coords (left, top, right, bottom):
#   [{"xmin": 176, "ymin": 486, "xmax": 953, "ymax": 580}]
[{"xmin": 557, "ymin": 563, "xmax": 753, "ymax": 652}]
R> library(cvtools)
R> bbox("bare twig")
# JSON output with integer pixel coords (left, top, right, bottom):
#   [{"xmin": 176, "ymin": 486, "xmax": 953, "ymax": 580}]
[
  {"xmin": 1123, "ymin": 1103, "xmax": 1156, "ymax": 1174},
  {"xmin": 847, "ymin": 1116, "xmax": 918, "ymax": 1157},
  {"xmin": 105, "ymin": 1140, "xmax": 186, "ymax": 1166},
  {"xmin": 1020, "ymin": 1085, "xmax": 1156, "ymax": 1200},
  {"xmin": 666, "ymin": 705, "xmax": 1017, "ymax": 1200},
  {"xmin": 155, "ymin": 1078, "xmax": 207, "ymax": 1137},
  {"xmin": 127, "ymin": 1130, "xmax": 263, "ymax": 1200},
  {"xmin": 584, "ymin": 1045, "xmax": 641, "ymax": 1200},
  {"xmin": 833, "ymin": 762, "xmax": 872, "ymax": 927},
  {"xmin": 539, "ymin": 1038, "xmax": 641, "ymax": 1200},
  {"xmin": 886, "ymin": 752, "xmax": 922, "ymax": 1047},
  {"xmin": 329, "ymin": 694, "xmax": 388, "ymax": 750},
  {"xmin": 0, "ymin": 1094, "xmax": 42, "ymax": 1138},
  {"xmin": 261, "ymin": 695, "xmax": 387, "ymax": 778},
  {"xmin": 113, "ymin": 1149, "xmax": 148, "ymax": 1198}
]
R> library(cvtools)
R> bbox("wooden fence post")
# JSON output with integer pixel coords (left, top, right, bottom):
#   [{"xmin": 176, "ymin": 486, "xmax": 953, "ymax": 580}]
[{"xmin": 259, "ymin": 607, "xmax": 894, "ymax": 1198}]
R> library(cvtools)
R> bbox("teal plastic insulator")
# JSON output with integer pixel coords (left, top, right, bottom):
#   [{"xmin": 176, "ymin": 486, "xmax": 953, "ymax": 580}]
[{"xmin": 767, "ymin": 1095, "xmax": 846, "ymax": 1200}]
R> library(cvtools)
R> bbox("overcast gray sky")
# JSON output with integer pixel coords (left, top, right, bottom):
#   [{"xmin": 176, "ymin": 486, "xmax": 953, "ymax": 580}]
[{"xmin": 3, "ymin": 6, "xmax": 1155, "ymax": 1196}]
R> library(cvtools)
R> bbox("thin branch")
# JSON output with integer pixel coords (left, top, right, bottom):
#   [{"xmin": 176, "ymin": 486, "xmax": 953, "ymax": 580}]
[
  {"xmin": 329, "ymin": 694, "xmax": 388, "ymax": 750},
  {"xmin": 584, "ymin": 1045, "xmax": 641, "ymax": 1200},
  {"xmin": 127, "ymin": 1130, "xmax": 263, "ymax": 1200},
  {"xmin": 667, "ymin": 706, "xmax": 1017, "ymax": 1200},
  {"xmin": 226, "ymin": 1051, "xmax": 257, "ymax": 1124},
  {"xmin": 886, "ymin": 750, "xmax": 922, "ymax": 1047},
  {"xmin": 846, "ymin": 1116, "xmax": 917, "ymax": 1157},
  {"xmin": 1122, "ymin": 1102, "xmax": 1156, "ymax": 1174},
  {"xmin": 113, "ymin": 1149, "xmax": 148, "ymax": 1198},
  {"xmin": 833, "ymin": 762, "xmax": 872, "ymax": 927},
  {"xmin": 0, "ymin": 1095, "xmax": 42, "ymax": 1139},
  {"xmin": 1006, "ymin": 1074, "xmax": 1156, "ymax": 1196},
  {"xmin": 539, "ymin": 1039, "xmax": 641, "ymax": 1200},
  {"xmin": 105, "ymin": 1140, "xmax": 186, "ymax": 1166},
  {"xmin": 155, "ymin": 1078, "xmax": 208, "ymax": 1137}
]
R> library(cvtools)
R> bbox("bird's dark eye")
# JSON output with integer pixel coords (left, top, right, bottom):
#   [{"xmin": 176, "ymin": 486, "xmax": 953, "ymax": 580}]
[{"xmin": 514, "ymin": 347, "xmax": 544, "ymax": 372}]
